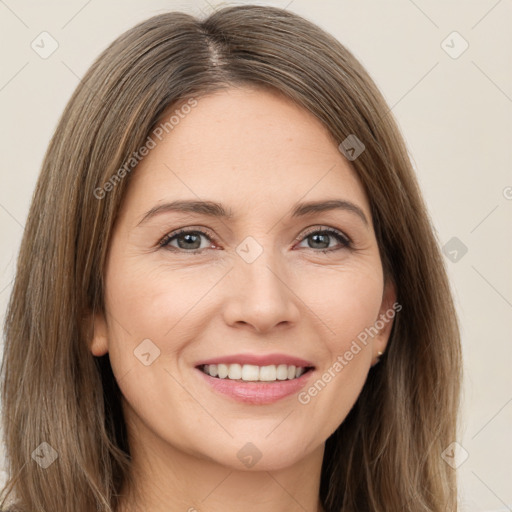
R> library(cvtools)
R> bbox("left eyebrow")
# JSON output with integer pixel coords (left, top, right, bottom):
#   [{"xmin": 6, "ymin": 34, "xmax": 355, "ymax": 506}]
[
  {"xmin": 291, "ymin": 199, "xmax": 369, "ymax": 227},
  {"xmin": 136, "ymin": 198, "xmax": 369, "ymax": 227}
]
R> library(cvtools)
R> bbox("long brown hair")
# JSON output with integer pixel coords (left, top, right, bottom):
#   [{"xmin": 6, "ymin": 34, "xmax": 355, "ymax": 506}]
[{"xmin": 1, "ymin": 5, "xmax": 462, "ymax": 511}]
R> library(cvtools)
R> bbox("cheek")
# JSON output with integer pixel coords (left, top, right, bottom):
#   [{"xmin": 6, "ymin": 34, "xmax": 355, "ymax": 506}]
[
  {"xmin": 325, "ymin": 294, "xmax": 377, "ymax": 390},
  {"xmin": 102, "ymin": 257, "xmax": 229, "ymax": 391},
  {"xmin": 333, "ymin": 279, "xmax": 383, "ymax": 349},
  {"xmin": 105, "ymin": 256, "xmax": 213, "ymax": 339},
  {"xmin": 291, "ymin": 265, "xmax": 383, "ymax": 438},
  {"xmin": 295, "ymin": 262, "xmax": 384, "ymax": 352}
]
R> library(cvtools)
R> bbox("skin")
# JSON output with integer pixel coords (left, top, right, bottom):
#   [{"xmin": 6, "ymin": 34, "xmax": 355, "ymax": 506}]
[{"xmin": 90, "ymin": 85, "xmax": 396, "ymax": 512}]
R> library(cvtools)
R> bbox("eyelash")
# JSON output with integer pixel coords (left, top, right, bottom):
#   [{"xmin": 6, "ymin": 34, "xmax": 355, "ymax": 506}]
[{"xmin": 158, "ymin": 226, "xmax": 353, "ymax": 254}]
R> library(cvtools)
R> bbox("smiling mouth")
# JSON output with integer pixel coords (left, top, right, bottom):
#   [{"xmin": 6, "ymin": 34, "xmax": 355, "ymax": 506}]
[{"xmin": 197, "ymin": 363, "xmax": 315, "ymax": 382}]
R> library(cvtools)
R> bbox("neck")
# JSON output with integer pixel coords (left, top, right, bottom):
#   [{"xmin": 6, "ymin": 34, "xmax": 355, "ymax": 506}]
[{"xmin": 116, "ymin": 413, "xmax": 325, "ymax": 512}]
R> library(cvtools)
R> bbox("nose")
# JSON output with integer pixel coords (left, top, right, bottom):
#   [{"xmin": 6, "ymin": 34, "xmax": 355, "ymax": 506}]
[{"xmin": 222, "ymin": 244, "xmax": 301, "ymax": 334}]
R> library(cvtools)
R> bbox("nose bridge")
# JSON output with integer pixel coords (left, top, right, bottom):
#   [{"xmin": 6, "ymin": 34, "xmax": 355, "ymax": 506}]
[
  {"xmin": 223, "ymin": 234, "xmax": 299, "ymax": 331},
  {"xmin": 235, "ymin": 234, "xmax": 287, "ymax": 296}
]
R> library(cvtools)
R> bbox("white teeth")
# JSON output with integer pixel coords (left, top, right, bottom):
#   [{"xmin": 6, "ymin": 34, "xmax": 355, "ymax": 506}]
[
  {"xmin": 201, "ymin": 363, "xmax": 310, "ymax": 382},
  {"xmin": 228, "ymin": 363, "xmax": 242, "ymax": 380},
  {"xmin": 217, "ymin": 364, "xmax": 229, "ymax": 379},
  {"xmin": 241, "ymin": 364, "xmax": 260, "ymax": 381},
  {"xmin": 276, "ymin": 364, "xmax": 288, "ymax": 380},
  {"xmin": 259, "ymin": 365, "xmax": 276, "ymax": 381}
]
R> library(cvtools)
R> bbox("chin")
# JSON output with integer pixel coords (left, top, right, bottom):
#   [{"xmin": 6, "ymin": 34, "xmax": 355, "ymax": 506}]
[{"xmin": 201, "ymin": 434, "xmax": 318, "ymax": 472}]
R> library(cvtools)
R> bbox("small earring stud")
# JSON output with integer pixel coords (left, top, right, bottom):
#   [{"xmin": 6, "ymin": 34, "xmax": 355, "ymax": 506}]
[{"xmin": 372, "ymin": 350, "xmax": 384, "ymax": 368}]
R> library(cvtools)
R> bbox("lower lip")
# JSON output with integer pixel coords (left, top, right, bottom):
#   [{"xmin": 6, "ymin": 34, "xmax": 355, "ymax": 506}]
[{"xmin": 196, "ymin": 368, "xmax": 314, "ymax": 405}]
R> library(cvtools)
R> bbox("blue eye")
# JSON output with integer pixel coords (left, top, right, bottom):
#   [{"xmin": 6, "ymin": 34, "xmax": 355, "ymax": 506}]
[
  {"xmin": 159, "ymin": 229, "xmax": 213, "ymax": 252},
  {"xmin": 159, "ymin": 227, "xmax": 352, "ymax": 254},
  {"xmin": 297, "ymin": 227, "xmax": 352, "ymax": 253}
]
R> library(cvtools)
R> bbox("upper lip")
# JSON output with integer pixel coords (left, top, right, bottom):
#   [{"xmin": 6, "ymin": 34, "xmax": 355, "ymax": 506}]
[{"xmin": 195, "ymin": 353, "xmax": 315, "ymax": 368}]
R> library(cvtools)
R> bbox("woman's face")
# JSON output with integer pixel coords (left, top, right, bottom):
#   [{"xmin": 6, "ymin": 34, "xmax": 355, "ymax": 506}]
[{"xmin": 91, "ymin": 86, "xmax": 396, "ymax": 471}]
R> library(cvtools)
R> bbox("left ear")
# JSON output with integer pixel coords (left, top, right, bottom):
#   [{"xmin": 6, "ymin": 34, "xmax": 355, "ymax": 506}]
[{"xmin": 372, "ymin": 277, "xmax": 398, "ymax": 365}]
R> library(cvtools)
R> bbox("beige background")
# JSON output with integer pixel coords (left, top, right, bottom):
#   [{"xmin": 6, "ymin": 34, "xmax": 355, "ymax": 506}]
[{"xmin": 0, "ymin": 1, "xmax": 511, "ymax": 510}]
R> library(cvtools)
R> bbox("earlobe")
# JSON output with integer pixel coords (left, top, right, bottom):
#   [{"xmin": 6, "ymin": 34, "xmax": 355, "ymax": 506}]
[
  {"xmin": 89, "ymin": 311, "xmax": 109, "ymax": 357},
  {"xmin": 373, "ymin": 277, "xmax": 398, "ymax": 362}
]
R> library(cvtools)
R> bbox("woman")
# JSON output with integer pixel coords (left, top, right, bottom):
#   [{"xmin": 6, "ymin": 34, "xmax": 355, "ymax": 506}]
[{"xmin": 0, "ymin": 5, "xmax": 462, "ymax": 511}]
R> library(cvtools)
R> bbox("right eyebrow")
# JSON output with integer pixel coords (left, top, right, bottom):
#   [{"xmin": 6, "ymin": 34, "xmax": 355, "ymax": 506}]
[{"xmin": 137, "ymin": 200, "xmax": 234, "ymax": 226}]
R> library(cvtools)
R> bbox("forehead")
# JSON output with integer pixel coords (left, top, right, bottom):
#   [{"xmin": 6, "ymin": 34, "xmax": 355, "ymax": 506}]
[{"xmin": 121, "ymin": 86, "xmax": 370, "ymax": 222}]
